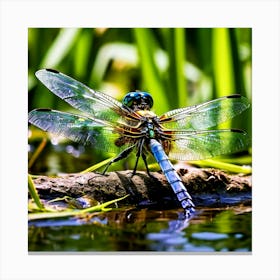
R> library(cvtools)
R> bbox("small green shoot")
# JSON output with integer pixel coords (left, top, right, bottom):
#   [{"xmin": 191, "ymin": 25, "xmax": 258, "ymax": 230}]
[
  {"xmin": 28, "ymin": 137, "xmax": 47, "ymax": 168},
  {"xmin": 79, "ymin": 156, "xmax": 115, "ymax": 173},
  {"xmin": 190, "ymin": 159, "xmax": 252, "ymax": 174},
  {"xmin": 28, "ymin": 174, "xmax": 45, "ymax": 211},
  {"xmin": 28, "ymin": 194, "xmax": 130, "ymax": 221}
]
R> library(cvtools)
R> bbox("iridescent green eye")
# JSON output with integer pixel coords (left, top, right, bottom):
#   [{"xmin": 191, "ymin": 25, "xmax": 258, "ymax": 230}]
[{"xmin": 122, "ymin": 91, "xmax": 153, "ymax": 109}]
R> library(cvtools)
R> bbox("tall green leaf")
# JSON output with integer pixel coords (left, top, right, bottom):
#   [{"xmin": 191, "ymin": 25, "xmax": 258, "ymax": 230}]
[
  {"xmin": 133, "ymin": 28, "xmax": 168, "ymax": 113},
  {"xmin": 212, "ymin": 28, "xmax": 235, "ymax": 98},
  {"xmin": 40, "ymin": 28, "xmax": 81, "ymax": 69}
]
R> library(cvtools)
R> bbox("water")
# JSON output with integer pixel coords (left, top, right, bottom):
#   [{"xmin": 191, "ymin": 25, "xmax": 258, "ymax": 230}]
[{"xmin": 28, "ymin": 206, "xmax": 251, "ymax": 252}]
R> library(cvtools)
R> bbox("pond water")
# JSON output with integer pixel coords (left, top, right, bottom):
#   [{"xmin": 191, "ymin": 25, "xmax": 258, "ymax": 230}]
[{"xmin": 28, "ymin": 205, "xmax": 251, "ymax": 252}]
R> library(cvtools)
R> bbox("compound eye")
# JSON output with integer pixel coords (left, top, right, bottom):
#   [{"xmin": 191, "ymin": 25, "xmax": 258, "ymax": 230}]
[
  {"xmin": 141, "ymin": 92, "xmax": 153, "ymax": 108},
  {"xmin": 122, "ymin": 91, "xmax": 153, "ymax": 110}
]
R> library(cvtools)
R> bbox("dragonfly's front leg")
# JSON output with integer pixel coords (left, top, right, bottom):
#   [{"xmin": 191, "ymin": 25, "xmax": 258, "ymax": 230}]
[
  {"xmin": 102, "ymin": 145, "xmax": 135, "ymax": 175},
  {"xmin": 141, "ymin": 153, "xmax": 152, "ymax": 177},
  {"xmin": 132, "ymin": 138, "xmax": 146, "ymax": 176}
]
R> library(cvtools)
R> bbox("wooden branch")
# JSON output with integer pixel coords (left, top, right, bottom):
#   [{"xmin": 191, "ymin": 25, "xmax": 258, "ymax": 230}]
[{"xmin": 32, "ymin": 168, "xmax": 251, "ymax": 209}]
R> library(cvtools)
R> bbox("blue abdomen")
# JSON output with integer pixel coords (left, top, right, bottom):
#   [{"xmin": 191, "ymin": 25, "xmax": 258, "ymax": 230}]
[{"xmin": 149, "ymin": 139, "xmax": 195, "ymax": 215}]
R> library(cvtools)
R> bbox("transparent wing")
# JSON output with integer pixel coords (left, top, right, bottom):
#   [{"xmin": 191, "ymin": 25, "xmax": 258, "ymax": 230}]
[
  {"xmin": 35, "ymin": 69, "xmax": 133, "ymax": 122},
  {"xmin": 28, "ymin": 109, "xmax": 123, "ymax": 153},
  {"xmin": 159, "ymin": 95, "xmax": 250, "ymax": 130},
  {"xmin": 167, "ymin": 129, "xmax": 250, "ymax": 161}
]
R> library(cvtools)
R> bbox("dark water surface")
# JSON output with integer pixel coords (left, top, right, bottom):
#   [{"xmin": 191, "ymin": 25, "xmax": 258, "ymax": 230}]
[{"xmin": 28, "ymin": 205, "xmax": 251, "ymax": 252}]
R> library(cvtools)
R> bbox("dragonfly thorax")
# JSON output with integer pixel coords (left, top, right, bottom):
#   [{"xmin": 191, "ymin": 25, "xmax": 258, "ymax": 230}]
[{"xmin": 146, "ymin": 121, "xmax": 156, "ymax": 139}]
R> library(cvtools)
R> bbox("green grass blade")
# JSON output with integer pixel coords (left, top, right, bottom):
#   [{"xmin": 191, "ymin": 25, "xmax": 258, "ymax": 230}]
[
  {"xmin": 212, "ymin": 28, "xmax": 235, "ymax": 98},
  {"xmin": 28, "ymin": 138, "xmax": 47, "ymax": 169},
  {"xmin": 174, "ymin": 28, "xmax": 188, "ymax": 107},
  {"xmin": 40, "ymin": 28, "xmax": 81, "ymax": 68},
  {"xmin": 28, "ymin": 174, "xmax": 45, "ymax": 210},
  {"xmin": 79, "ymin": 157, "xmax": 115, "ymax": 174},
  {"xmin": 162, "ymin": 28, "xmax": 188, "ymax": 108},
  {"xmin": 190, "ymin": 159, "xmax": 252, "ymax": 174},
  {"xmin": 212, "ymin": 27, "xmax": 239, "ymax": 153},
  {"xmin": 133, "ymin": 28, "xmax": 168, "ymax": 114},
  {"xmin": 74, "ymin": 29, "xmax": 94, "ymax": 78},
  {"xmin": 28, "ymin": 194, "xmax": 130, "ymax": 221}
]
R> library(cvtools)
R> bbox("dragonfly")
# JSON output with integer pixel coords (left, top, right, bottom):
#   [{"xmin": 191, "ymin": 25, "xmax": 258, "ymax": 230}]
[{"xmin": 28, "ymin": 69, "xmax": 250, "ymax": 216}]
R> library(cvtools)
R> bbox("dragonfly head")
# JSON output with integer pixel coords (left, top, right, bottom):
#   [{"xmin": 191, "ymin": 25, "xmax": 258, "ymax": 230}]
[{"xmin": 122, "ymin": 91, "xmax": 153, "ymax": 111}]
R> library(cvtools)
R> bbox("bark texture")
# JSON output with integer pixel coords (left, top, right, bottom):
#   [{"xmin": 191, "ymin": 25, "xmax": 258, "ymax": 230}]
[{"xmin": 32, "ymin": 168, "xmax": 252, "ymax": 209}]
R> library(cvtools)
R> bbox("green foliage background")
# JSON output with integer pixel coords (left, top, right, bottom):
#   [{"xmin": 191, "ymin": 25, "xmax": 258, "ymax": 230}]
[{"xmin": 28, "ymin": 28, "xmax": 252, "ymax": 173}]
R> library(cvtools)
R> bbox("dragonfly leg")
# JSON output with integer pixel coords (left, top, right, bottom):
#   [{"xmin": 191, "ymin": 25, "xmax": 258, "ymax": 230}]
[
  {"xmin": 132, "ymin": 138, "xmax": 146, "ymax": 176},
  {"xmin": 102, "ymin": 145, "xmax": 135, "ymax": 175},
  {"xmin": 141, "ymin": 153, "xmax": 152, "ymax": 177},
  {"xmin": 132, "ymin": 154, "xmax": 140, "ymax": 176}
]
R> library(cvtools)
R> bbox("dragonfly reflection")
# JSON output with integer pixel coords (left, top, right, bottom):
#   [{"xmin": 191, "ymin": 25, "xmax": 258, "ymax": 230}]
[{"xmin": 28, "ymin": 69, "xmax": 250, "ymax": 216}]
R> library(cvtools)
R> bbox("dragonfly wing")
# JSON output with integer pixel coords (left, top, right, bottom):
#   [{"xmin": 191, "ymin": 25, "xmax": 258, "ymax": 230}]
[
  {"xmin": 167, "ymin": 129, "xmax": 250, "ymax": 161},
  {"xmin": 28, "ymin": 109, "xmax": 122, "ymax": 153},
  {"xmin": 35, "ymin": 69, "xmax": 131, "ymax": 122},
  {"xmin": 159, "ymin": 95, "xmax": 250, "ymax": 130}
]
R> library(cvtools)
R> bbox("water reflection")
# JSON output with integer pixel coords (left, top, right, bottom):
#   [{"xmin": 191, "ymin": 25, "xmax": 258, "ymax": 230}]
[
  {"xmin": 146, "ymin": 211, "xmax": 190, "ymax": 251},
  {"xmin": 29, "ymin": 205, "xmax": 251, "ymax": 252}
]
